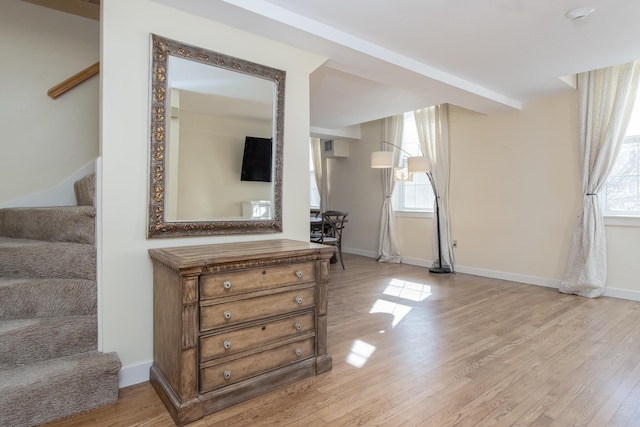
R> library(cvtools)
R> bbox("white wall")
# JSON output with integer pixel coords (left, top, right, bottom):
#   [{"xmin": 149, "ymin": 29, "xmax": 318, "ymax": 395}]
[
  {"xmin": 325, "ymin": 121, "xmax": 386, "ymax": 257},
  {"xmin": 332, "ymin": 91, "xmax": 640, "ymax": 300},
  {"xmin": 176, "ymin": 113, "xmax": 272, "ymax": 219},
  {"xmin": 101, "ymin": 0, "xmax": 326, "ymax": 384},
  {"xmin": 0, "ymin": 0, "xmax": 99, "ymax": 205},
  {"xmin": 450, "ymin": 93, "xmax": 640, "ymax": 297},
  {"xmin": 448, "ymin": 93, "xmax": 581, "ymax": 281},
  {"xmin": 605, "ymin": 226, "xmax": 640, "ymax": 295}
]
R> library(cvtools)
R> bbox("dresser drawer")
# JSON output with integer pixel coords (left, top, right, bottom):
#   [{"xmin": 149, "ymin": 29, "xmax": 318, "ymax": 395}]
[
  {"xmin": 200, "ymin": 287, "xmax": 315, "ymax": 332},
  {"xmin": 200, "ymin": 262, "xmax": 315, "ymax": 300},
  {"xmin": 200, "ymin": 337, "xmax": 315, "ymax": 393},
  {"xmin": 200, "ymin": 312, "xmax": 315, "ymax": 362}
]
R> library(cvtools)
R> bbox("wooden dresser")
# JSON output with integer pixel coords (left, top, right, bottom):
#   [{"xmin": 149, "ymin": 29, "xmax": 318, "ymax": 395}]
[{"xmin": 148, "ymin": 239, "xmax": 335, "ymax": 426}]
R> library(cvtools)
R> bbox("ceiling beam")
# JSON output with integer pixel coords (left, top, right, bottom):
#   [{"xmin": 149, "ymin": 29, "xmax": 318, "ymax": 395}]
[
  {"xmin": 21, "ymin": 0, "xmax": 99, "ymax": 21},
  {"xmin": 220, "ymin": 0, "xmax": 522, "ymax": 110}
]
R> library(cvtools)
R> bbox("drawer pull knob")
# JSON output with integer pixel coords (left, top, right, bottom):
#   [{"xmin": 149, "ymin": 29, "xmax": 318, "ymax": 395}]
[
  {"xmin": 223, "ymin": 280, "xmax": 231, "ymax": 289},
  {"xmin": 295, "ymin": 349, "xmax": 302, "ymax": 357},
  {"xmin": 295, "ymin": 271, "xmax": 303, "ymax": 278},
  {"xmin": 223, "ymin": 370, "xmax": 231, "ymax": 380},
  {"xmin": 295, "ymin": 322, "xmax": 302, "ymax": 330},
  {"xmin": 296, "ymin": 296, "xmax": 303, "ymax": 304},
  {"xmin": 223, "ymin": 311, "xmax": 232, "ymax": 319},
  {"xmin": 223, "ymin": 340, "xmax": 231, "ymax": 349}
]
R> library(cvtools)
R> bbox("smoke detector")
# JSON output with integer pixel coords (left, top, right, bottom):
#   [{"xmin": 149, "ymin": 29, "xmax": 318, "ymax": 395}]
[{"xmin": 565, "ymin": 6, "xmax": 595, "ymax": 21}]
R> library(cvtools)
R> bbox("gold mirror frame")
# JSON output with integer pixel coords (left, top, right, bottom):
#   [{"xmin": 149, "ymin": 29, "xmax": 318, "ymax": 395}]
[{"xmin": 147, "ymin": 34, "xmax": 285, "ymax": 238}]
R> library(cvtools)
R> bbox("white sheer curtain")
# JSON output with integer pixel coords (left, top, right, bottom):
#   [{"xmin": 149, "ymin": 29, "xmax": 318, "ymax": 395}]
[
  {"xmin": 414, "ymin": 104, "xmax": 455, "ymax": 271},
  {"xmin": 310, "ymin": 137, "xmax": 327, "ymax": 212},
  {"xmin": 378, "ymin": 115, "xmax": 403, "ymax": 263},
  {"xmin": 561, "ymin": 61, "xmax": 640, "ymax": 298}
]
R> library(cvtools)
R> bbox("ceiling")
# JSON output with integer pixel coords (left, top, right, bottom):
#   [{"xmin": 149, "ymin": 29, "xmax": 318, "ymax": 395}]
[
  {"xmin": 152, "ymin": 0, "xmax": 640, "ymax": 132},
  {"xmin": 43, "ymin": 0, "xmax": 640, "ymax": 133}
]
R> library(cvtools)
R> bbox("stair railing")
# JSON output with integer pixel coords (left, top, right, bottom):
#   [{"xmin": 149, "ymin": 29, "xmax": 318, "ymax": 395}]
[{"xmin": 47, "ymin": 62, "xmax": 100, "ymax": 99}]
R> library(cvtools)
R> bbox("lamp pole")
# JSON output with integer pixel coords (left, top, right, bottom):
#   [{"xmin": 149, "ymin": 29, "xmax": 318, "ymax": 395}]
[{"xmin": 425, "ymin": 171, "xmax": 451, "ymax": 274}]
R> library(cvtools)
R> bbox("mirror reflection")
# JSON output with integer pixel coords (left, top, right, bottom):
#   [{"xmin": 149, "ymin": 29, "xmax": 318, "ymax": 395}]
[
  {"xmin": 147, "ymin": 34, "xmax": 285, "ymax": 238},
  {"xmin": 165, "ymin": 56, "xmax": 275, "ymax": 221}
]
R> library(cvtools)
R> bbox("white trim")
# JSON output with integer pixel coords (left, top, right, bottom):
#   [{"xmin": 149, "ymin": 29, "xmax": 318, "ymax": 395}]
[
  {"xmin": 601, "ymin": 286, "xmax": 640, "ymax": 302},
  {"xmin": 96, "ymin": 157, "xmax": 102, "ymax": 352},
  {"xmin": 344, "ymin": 248, "xmax": 640, "ymax": 302},
  {"xmin": 343, "ymin": 247, "xmax": 377, "ymax": 259},
  {"xmin": 118, "ymin": 360, "xmax": 152, "ymax": 388},
  {"xmin": 454, "ymin": 265, "xmax": 561, "ymax": 289},
  {"xmin": 397, "ymin": 255, "xmax": 431, "ymax": 268},
  {"xmin": 455, "ymin": 265, "xmax": 640, "ymax": 302},
  {"xmin": 395, "ymin": 210, "xmax": 433, "ymax": 219},
  {"xmin": 451, "ymin": 264, "xmax": 640, "ymax": 302},
  {"xmin": 604, "ymin": 215, "xmax": 640, "ymax": 227}
]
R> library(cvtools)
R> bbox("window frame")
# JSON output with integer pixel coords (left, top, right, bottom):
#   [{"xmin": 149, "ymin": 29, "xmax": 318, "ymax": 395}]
[
  {"xmin": 393, "ymin": 112, "xmax": 434, "ymax": 214},
  {"xmin": 602, "ymin": 103, "xmax": 640, "ymax": 225}
]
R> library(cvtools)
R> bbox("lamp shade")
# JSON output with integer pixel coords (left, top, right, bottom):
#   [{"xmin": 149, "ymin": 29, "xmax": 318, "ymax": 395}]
[
  {"xmin": 371, "ymin": 151, "xmax": 394, "ymax": 168},
  {"xmin": 408, "ymin": 156, "xmax": 429, "ymax": 173}
]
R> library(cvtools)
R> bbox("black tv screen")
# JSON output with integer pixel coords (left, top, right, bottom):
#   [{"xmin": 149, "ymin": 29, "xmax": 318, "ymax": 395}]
[{"xmin": 240, "ymin": 136, "xmax": 272, "ymax": 182}]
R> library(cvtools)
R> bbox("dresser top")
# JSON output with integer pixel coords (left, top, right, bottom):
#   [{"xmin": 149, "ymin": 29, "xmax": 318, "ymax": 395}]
[{"xmin": 149, "ymin": 239, "xmax": 335, "ymax": 270}]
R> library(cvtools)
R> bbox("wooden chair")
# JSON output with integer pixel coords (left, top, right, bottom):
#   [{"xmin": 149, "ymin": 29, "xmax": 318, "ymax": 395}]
[
  {"xmin": 310, "ymin": 209, "xmax": 323, "ymax": 237},
  {"xmin": 310, "ymin": 210, "xmax": 348, "ymax": 269}
]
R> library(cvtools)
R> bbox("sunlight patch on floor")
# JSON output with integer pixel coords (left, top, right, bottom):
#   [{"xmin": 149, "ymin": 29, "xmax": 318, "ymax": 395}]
[
  {"xmin": 346, "ymin": 339, "xmax": 376, "ymax": 368},
  {"xmin": 383, "ymin": 278, "xmax": 432, "ymax": 302},
  {"xmin": 369, "ymin": 299, "xmax": 412, "ymax": 327},
  {"xmin": 345, "ymin": 279, "xmax": 432, "ymax": 368}
]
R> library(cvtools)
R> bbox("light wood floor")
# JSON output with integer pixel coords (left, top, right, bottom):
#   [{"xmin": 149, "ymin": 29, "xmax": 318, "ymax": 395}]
[{"xmin": 43, "ymin": 254, "xmax": 640, "ymax": 426}]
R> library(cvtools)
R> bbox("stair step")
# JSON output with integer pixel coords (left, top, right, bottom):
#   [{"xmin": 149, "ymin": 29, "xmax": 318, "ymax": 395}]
[
  {"xmin": 0, "ymin": 237, "xmax": 95, "ymax": 280},
  {"xmin": 0, "ymin": 316, "xmax": 96, "ymax": 370},
  {"xmin": 0, "ymin": 278, "xmax": 96, "ymax": 320},
  {"xmin": 74, "ymin": 173, "xmax": 96, "ymax": 207},
  {"xmin": 0, "ymin": 206, "xmax": 95, "ymax": 244},
  {"xmin": 0, "ymin": 351, "xmax": 121, "ymax": 427}
]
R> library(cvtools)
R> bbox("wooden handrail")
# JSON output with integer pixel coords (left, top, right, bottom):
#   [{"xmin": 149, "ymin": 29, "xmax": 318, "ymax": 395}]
[{"xmin": 48, "ymin": 62, "xmax": 100, "ymax": 99}]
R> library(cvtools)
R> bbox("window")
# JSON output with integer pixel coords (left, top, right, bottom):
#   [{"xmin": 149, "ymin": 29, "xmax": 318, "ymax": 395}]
[
  {"xmin": 310, "ymin": 141, "xmax": 320, "ymax": 208},
  {"xmin": 394, "ymin": 112, "xmax": 435, "ymax": 212},
  {"xmin": 603, "ymin": 94, "xmax": 640, "ymax": 216}
]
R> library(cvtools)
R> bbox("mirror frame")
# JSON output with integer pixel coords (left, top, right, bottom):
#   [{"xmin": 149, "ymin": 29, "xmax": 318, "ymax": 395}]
[{"xmin": 147, "ymin": 34, "xmax": 285, "ymax": 238}]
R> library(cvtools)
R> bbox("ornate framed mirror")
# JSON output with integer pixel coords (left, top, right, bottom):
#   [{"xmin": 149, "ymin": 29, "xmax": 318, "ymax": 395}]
[{"xmin": 147, "ymin": 34, "xmax": 285, "ymax": 238}]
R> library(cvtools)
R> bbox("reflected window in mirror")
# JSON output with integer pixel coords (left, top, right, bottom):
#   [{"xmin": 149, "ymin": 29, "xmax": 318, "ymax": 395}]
[{"xmin": 309, "ymin": 137, "xmax": 321, "ymax": 210}]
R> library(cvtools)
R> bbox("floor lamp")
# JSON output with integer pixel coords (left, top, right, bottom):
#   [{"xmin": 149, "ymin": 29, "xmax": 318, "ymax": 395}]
[{"xmin": 371, "ymin": 141, "xmax": 452, "ymax": 274}]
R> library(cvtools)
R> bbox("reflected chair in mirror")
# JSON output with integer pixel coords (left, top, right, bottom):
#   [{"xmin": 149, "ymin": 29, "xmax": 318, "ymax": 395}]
[
  {"xmin": 310, "ymin": 210, "xmax": 348, "ymax": 269},
  {"xmin": 309, "ymin": 208, "xmax": 323, "ymax": 237}
]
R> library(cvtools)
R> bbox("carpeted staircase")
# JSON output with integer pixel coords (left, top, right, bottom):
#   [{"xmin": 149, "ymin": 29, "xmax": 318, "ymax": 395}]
[{"xmin": 0, "ymin": 174, "xmax": 121, "ymax": 427}]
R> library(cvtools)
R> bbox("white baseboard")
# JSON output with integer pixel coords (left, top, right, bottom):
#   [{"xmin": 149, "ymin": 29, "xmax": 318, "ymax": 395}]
[
  {"xmin": 396, "ymin": 256, "xmax": 431, "ymax": 268},
  {"xmin": 344, "ymin": 248, "xmax": 640, "ymax": 302},
  {"xmin": 600, "ymin": 286, "xmax": 640, "ymax": 301},
  {"xmin": 453, "ymin": 265, "xmax": 640, "ymax": 301},
  {"xmin": 454, "ymin": 265, "xmax": 561, "ymax": 289},
  {"xmin": 118, "ymin": 360, "xmax": 152, "ymax": 388},
  {"xmin": 343, "ymin": 247, "xmax": 433, "ymax": 268},
  {"xmin": 343, "ymin": 247, "xmax": 377, "ymax": 259}
]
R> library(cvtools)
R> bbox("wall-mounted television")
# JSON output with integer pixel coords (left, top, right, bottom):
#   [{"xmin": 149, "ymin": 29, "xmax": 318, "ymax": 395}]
[{"xmin": 240, "ymin": 136, "xmax": 273, "ymax": 182}]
